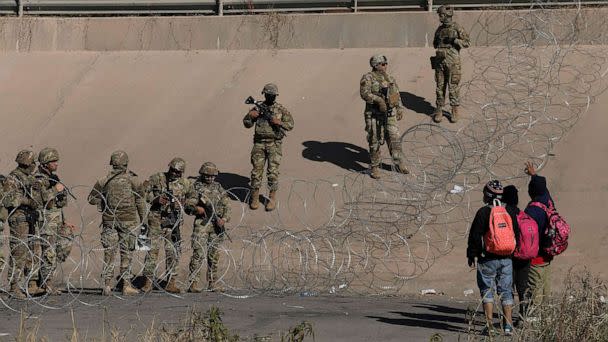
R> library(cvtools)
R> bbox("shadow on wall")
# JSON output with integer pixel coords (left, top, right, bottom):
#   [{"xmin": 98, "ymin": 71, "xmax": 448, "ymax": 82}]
[
  {"xmin": 216, "ymin": 172, "xmax": 250, "ymax": 203},
  {"xmin": 400, "ymin": 91, "xmax": 435, "ymax": 117},
  {"xmin": 301, "ymin": 141, "xmax": 370, "ymax": 172}
]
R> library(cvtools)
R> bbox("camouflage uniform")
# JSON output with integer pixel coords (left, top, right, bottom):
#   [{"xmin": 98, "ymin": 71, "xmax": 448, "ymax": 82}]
[
  {"xmin": 30, "ymin": 148, "xmax": 73, "ymax": 292},
  {"xmin": 0, "ymin": 175, "xmax": 8, "ymax": 271},
  {"xmin": 2, "ymin": 150, "xmax": 42, "ymax": 296},
  {"xmin": 432, "ymin": 5, "xmax": 470, "ymax": 123},
  {"xmin": 185, "ymin": 163, "xmax": 231, "ymax": 291},
  {"xmin": 243, "ymin": 83, "xmax": 294, "ymax": 211},
  {"xmin": 360, "ymin": 55, "xmax": 408, "ymax": 178},
  {"xmin": 88, "ymin": 151, "xmax": 146, "ymax": 294},
  {"xmin": 143, "ymin": 158, "xmax": 191, "ymax": 289}
]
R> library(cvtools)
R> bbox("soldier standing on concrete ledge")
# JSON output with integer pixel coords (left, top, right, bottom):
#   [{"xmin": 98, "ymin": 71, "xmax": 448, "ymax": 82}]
[
  {"xmin": 432, "ymin": 5, "xmax": 470, "ymax": 123},
  {"xmin": 360, "ymin": 55, "xmax": 409, "ymax": 179},
  {"xmin": 243, "ymin": 83, "xmax": 294, "ymax": 211}
]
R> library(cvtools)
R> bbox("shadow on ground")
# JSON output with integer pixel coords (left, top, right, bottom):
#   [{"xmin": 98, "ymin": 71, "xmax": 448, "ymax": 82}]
[
  {"xmin": 400, "ymin": 91, "xmax": 435, "ymax": 117},
  {"xmin": 217, "ymin": 172, "xmax": 251, "ymax": 203},
  {"xmin": 367, "ymin": 304, "xmax": 470, "ymax": 334},
  {"xmin": 302, "ymin": 141, "xmax": 393, "ymax": 172}
]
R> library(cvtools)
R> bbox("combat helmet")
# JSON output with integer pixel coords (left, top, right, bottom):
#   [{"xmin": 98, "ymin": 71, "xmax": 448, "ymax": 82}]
[
  {"xmin": 199, "ymin": 162, "xmax": 219, "ymax": 176},
  {"xmin": 262, "ymin": 83, "xmax": 279, "ymax": 96},
  {"xmin": 38, "ymin": 147, "xmax": 60, "ymax": 164},
  {"xmin": 15, "ymin": 150, "xmax": 35, "ymax": 166},
  {"xmin": 168, "ymin": 157, "xmax": 186, "ymax": 173},
  {"xmin": 110, "ymin": 150, "xmax": 129, "ymax": 168},
  {"xmin": 437, "ymin": 5, "xmax": 454, "ymax": 17},
  {"xmin": 369, "ymin": 55, "xmax": 388, "ymax": 68}
]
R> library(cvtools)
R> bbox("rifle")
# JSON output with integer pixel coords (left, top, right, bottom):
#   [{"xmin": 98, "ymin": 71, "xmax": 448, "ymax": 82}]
[
  {"xmin": 49, "ymin": 174, "xmax": 77, "ymax": 201},
  {"xmin": 245, "ymin": 96, "xmax": 286, "ymax": 139},
  {"xmin": 199, "ymin": 195, "xmax": 232, "ymax": 243},
  {"xmin": 156, "ymin": 177, "xmax": 183, "ymax": 243}
]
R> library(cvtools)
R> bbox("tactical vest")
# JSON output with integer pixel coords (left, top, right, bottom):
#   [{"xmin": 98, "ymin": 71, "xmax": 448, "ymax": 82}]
[
  {"xmin": 105, "ymin": 172, "xmax": 136, "ymax": 213},
  {"xmin": 254, "ymin": 103, "xmax": 286, "ymax": 141}
]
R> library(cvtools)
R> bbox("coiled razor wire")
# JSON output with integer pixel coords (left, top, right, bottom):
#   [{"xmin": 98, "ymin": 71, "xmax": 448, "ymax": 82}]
[{"xmin": 1, "ymin": 1, "xmax": 608, "ymax": 312}]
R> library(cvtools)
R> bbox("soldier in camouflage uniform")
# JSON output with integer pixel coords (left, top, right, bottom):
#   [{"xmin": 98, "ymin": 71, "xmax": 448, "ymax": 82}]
[
  {"xmin": 360, "ymin": 55, "xmax": 409, "ymax": 179},
  {"xmin": 185, "ymin": 162, "xmax": 230, "ymax": 292},
  {"xmin": 141, "ymin": 157, "xmax": 191, "ymax": 294},
  {"xmin": 432, "ymin": 5, "xmax": 470, "ymax": 123},
  {"xmin": 243, "ymin": 83, "xmax": 294, "ymax": 211},
  {"xmin": 2, "ymin": 150, "xmax": 45, "ymax": 298},
  {"xmin": 31, "ymin": 148, "xmax": 75, "ymax": 295},
  {"xmin": 0, "ymin": 175, "xmax": 8, "ymax": 274},
  {"xmin": 87, "ymin": 151, "xmax": 146, "ymax": 296}
]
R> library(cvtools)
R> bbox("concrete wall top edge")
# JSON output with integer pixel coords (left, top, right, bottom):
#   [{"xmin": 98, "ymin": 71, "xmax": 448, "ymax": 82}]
[{"xmin": 0, "ymin": 8, "xmax": 606, "ymax": 51}]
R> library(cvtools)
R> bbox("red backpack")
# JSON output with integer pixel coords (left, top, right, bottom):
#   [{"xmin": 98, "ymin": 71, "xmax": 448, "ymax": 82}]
[
  {"xmin": 529, "ymin": 200, "xmax": 570, "ymax": 256},
  {"xmin": 513, "ymin": 211, "xmax": 539, "ymax": 260},
  {"xmin": 484, "ymin": 199, "xmax": 516, "ymax": 256}
]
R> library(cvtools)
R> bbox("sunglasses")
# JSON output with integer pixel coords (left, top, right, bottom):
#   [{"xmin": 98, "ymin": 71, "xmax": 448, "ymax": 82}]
[{"xmin": 380, "ymin": 63, "xmax": 388, "ymax": 66}]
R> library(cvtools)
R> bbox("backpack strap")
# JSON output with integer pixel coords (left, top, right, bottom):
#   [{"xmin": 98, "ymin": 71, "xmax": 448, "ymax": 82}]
[{"xmin": 529, "ymin": 201, "xmax": 555, "ymax": 215}]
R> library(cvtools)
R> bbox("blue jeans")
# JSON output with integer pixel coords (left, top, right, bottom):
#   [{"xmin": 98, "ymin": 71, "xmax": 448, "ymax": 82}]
[{"xmin": 477, "ymin": 258, "xmax": 514, "ymax": 305}]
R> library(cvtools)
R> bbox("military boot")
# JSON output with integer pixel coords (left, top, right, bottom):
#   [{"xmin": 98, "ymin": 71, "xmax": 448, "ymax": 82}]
[
  {"xmin": 370, "ymin": 166, "xmax": 381, "ymax": 179},
  {"xmin": 265, "ymin": 191, "xmax": 277, "ymax": 211},
  {"xmin": 189, "ymin": 279, "xmax": 203, "ymax": 293},
  {"xmin": 102, "ymin": 285, "xmax": 112, "ymax": 296},
  {"xmin": 395, "ymin": 161, "xmax": 409, "ymax": 175},
  {"xmin": 141, "ymin": 277, "xmax": 153, "ymax": 293},
  {"xmin": 433, "ymin": 107, "xmax": 443, "ymax": 123},
  {"xmin": 164, "ymin": 277, "xmax": 182, "ymax": 294},
  {"xmin": 122, "ymin": 282, "xmax": 140, "ymax": 296},
  {"xmin": 9, "ymin": 284, "xmax": 26, "ymax": 299},
  {"xmin": 449, "ymin": 106, "xmax": 460, "ymax": 123},
  {"xmin": 249, "ymin": 189, "xmax": 260, "ymax": 210},
  {"xmin": 208, "ymin": 281, "xmax": 224, "ymax": 293},
  {"xmin": 27, "ymin": 280, "xmax": 45, "ymax": 296}
]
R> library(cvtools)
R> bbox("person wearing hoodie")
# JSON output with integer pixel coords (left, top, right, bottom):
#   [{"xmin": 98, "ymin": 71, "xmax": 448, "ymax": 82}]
[
  {"xmin": 467, "ymin": 180, "xmax": 514, "ymax": 336},
  {"xmin": 523, "ymin": 161, "xmax": 553, "ymax": 311},
  {"xmin": 502, "ymin": 185, "xmax": 531, "ymax": 323}
]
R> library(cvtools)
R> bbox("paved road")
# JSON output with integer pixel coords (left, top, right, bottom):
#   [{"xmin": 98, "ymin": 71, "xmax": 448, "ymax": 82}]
[{"xmin": 0, "ymin": 292, "xmax": 482, "ymax": 341}]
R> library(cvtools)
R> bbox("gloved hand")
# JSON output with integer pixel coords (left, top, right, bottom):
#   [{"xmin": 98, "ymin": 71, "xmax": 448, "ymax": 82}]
[
  {"xmin": 467, "ymin": 257, "xmax": 476, "ymax": 268},
  {"xmin": 55, "ymin": 183, "xmax": 65, "ymax": 192},
  {"xmin": 270, "ymin": 117, "xmax": 282, "ymax": 126},
  {"xmin": 375, "ymin": 98, "xmax": 388, "ymax": 113},
  {"xmin": 396, "ymin": 107, "xmax": 405, "ymax": 121},
  {"xmin": 158, "ymin": 195, "xmax": 169, "ymax": 206}
]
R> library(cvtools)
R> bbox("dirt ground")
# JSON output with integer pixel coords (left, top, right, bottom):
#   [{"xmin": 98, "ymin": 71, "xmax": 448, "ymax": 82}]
[{"xmin": 0, "ymin": 292, "xmax": 479, "ymax": 341}]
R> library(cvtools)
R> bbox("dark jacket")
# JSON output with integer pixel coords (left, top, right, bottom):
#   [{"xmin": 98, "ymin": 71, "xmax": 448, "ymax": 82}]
[
  {"xmin": 466, "ymin": 203, "xmax": 519, "ymax": 260},
  {"xmin": 524, "ymin": 174, "xmax": 554, "ymax": 263}
]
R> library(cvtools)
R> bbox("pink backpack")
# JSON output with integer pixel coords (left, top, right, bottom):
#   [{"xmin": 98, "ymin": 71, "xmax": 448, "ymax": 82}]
[
  {"xmin": 484, "ymin": 199, "xmax": 516, "ymax": 256},
  {"xmin": 513, "ymin": 211, "xmax": 539, "ymax": 260},
  {"xmin": 529, "ymin": 200, "xmax": 570, "ymax": 256}
]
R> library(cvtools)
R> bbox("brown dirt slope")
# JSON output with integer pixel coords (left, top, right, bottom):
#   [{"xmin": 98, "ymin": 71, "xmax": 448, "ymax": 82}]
[{"xmin": 0, "ymin": 48, "xmax": 605, "ymax": 297}]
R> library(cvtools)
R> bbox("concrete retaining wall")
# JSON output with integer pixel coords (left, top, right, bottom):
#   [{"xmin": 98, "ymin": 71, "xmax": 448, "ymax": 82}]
[{"xmin": 0, "ymin": 8, "xmax": 606, "ymax": 51}]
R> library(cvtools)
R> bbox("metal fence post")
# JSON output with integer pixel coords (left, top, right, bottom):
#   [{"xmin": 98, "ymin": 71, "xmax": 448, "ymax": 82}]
[
  {"xmin": 17, "ymin": 0, "xmax": 23, "ymax": 16},
  {"xmin": 353, "ymin": 0, "xmax": 358, "ymax": 12},
  {"xmin": 218, "ymin": 0, "xmax": 223, "ymax": 15},
  {"xmin": 427, "ymin": 0, "xmax": 432, "ymax": 12}
]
